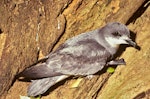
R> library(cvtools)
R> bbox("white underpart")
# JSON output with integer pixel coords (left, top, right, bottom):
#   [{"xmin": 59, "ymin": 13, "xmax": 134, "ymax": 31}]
[
  {"xmin": 86, "ymin": 75, "xmax": 94, "ymax": 79},
  {"xmin": 56, "ymin": 75, "xmax": 69, "ymax": 82},
  {"xmin": 105, "ymin": 36, "xmax": 129, "ymax": 48}
]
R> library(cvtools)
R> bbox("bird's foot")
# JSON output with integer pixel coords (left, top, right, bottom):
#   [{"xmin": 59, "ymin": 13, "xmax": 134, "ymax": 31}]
[{"xmin": 106, "ymin": 58, "xmax": 126, "ymax": 66}]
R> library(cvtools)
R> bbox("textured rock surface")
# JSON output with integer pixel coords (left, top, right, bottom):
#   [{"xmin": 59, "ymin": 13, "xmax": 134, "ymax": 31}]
[
  {"xmin": 97, "ymin": 5, "xmax": 150, "ymax": 99},
  {"xmin": 0, "ymin": 0, "xmax": 149, "ymax": 99},
  {"xmin": 0, "ymin": 0, "xmax": 70, "ymax": 98}
]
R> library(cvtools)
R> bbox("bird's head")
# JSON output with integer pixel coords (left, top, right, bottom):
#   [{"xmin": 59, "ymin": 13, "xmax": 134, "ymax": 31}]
[{"xmin": 103, "ymin": 22, "xmax": 138, "ymax": 49}]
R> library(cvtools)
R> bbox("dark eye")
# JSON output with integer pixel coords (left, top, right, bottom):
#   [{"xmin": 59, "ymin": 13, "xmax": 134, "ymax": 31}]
[{"xmin": 112, "ymin": 32, "xmax": 121, "ymax": 37}]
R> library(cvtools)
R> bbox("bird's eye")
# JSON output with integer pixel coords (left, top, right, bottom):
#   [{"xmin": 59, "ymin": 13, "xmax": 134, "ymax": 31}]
[{"xmin": 112, "ymin": 32, "xmax": 121, "ymax": 37}]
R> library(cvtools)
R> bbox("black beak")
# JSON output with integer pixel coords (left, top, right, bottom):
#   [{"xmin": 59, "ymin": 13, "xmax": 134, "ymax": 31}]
[{"xmin": 125, "ymin": 39, "xmax": 140, "ymax": 50}]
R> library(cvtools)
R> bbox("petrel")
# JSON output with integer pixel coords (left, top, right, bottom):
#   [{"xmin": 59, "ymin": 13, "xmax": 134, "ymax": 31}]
[{"xmin": 20, "ymin": 22, "xmax": 138, "ymax": 96}]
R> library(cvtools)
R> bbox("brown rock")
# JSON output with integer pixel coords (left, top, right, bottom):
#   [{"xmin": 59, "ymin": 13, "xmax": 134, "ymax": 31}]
[{"xmin": 0, "ymin": 0, "xmax": 149, "ymax": 99}]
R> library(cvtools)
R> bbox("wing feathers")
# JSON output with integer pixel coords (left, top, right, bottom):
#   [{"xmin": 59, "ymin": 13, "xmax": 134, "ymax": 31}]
[
  {"xmin": 20, "ymin": 63, "xmax": 62, "ymax": 79},
  {"xmin": 28, "ymin": 75, "xmax": 69, "ymax": 96}
]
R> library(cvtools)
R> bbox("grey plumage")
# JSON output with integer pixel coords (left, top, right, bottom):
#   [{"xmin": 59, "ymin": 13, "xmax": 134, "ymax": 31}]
[{"xmin": 20, "ymin": 22, "xmax": 138, "ymax": 96}]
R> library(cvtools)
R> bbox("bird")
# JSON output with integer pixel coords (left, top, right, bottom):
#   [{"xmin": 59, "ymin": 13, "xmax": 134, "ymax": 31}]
[{"xmin": 20, "ymin": 22, "xmax": 138, "ymax": 96}]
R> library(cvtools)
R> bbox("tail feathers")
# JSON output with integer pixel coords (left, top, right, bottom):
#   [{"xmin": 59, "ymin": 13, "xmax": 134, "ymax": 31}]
[
  {"xmin": 27, "ymin": 75, "xmax": 69, "ymax": 96},
  {"xmin": 20, "ymin": 63, "xmax": 62, "ymax": 79}
]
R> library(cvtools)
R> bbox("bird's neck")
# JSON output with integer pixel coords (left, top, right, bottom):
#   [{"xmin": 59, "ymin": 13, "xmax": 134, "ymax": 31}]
[
  {"xmin": 105, "ymin": 37, "xmax": 120, "ymax": 50},
  {"xmin": 95, "ymin": 30, "xmax": 119, "ymax": 55}
]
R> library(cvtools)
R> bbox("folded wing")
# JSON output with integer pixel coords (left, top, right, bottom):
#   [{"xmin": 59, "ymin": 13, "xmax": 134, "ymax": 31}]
[{"xmin": 21, "ymin": 39, "xmax": 111, "ymax": 79}]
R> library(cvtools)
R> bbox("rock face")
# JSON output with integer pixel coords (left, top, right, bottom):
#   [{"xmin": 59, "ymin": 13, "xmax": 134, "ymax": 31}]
[
  {"xmin": 0, "ymin": 0, "xmax": 149, "ymax": 99},
  {"xmin": 97, "ymin": 6, "xmax": 150, "ymax": 99}
]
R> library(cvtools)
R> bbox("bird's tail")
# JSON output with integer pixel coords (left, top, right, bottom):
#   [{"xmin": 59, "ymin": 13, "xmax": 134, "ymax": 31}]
[{"xmin": 27, "ymin": 75, "xmax": 69, "ymax": 96}]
